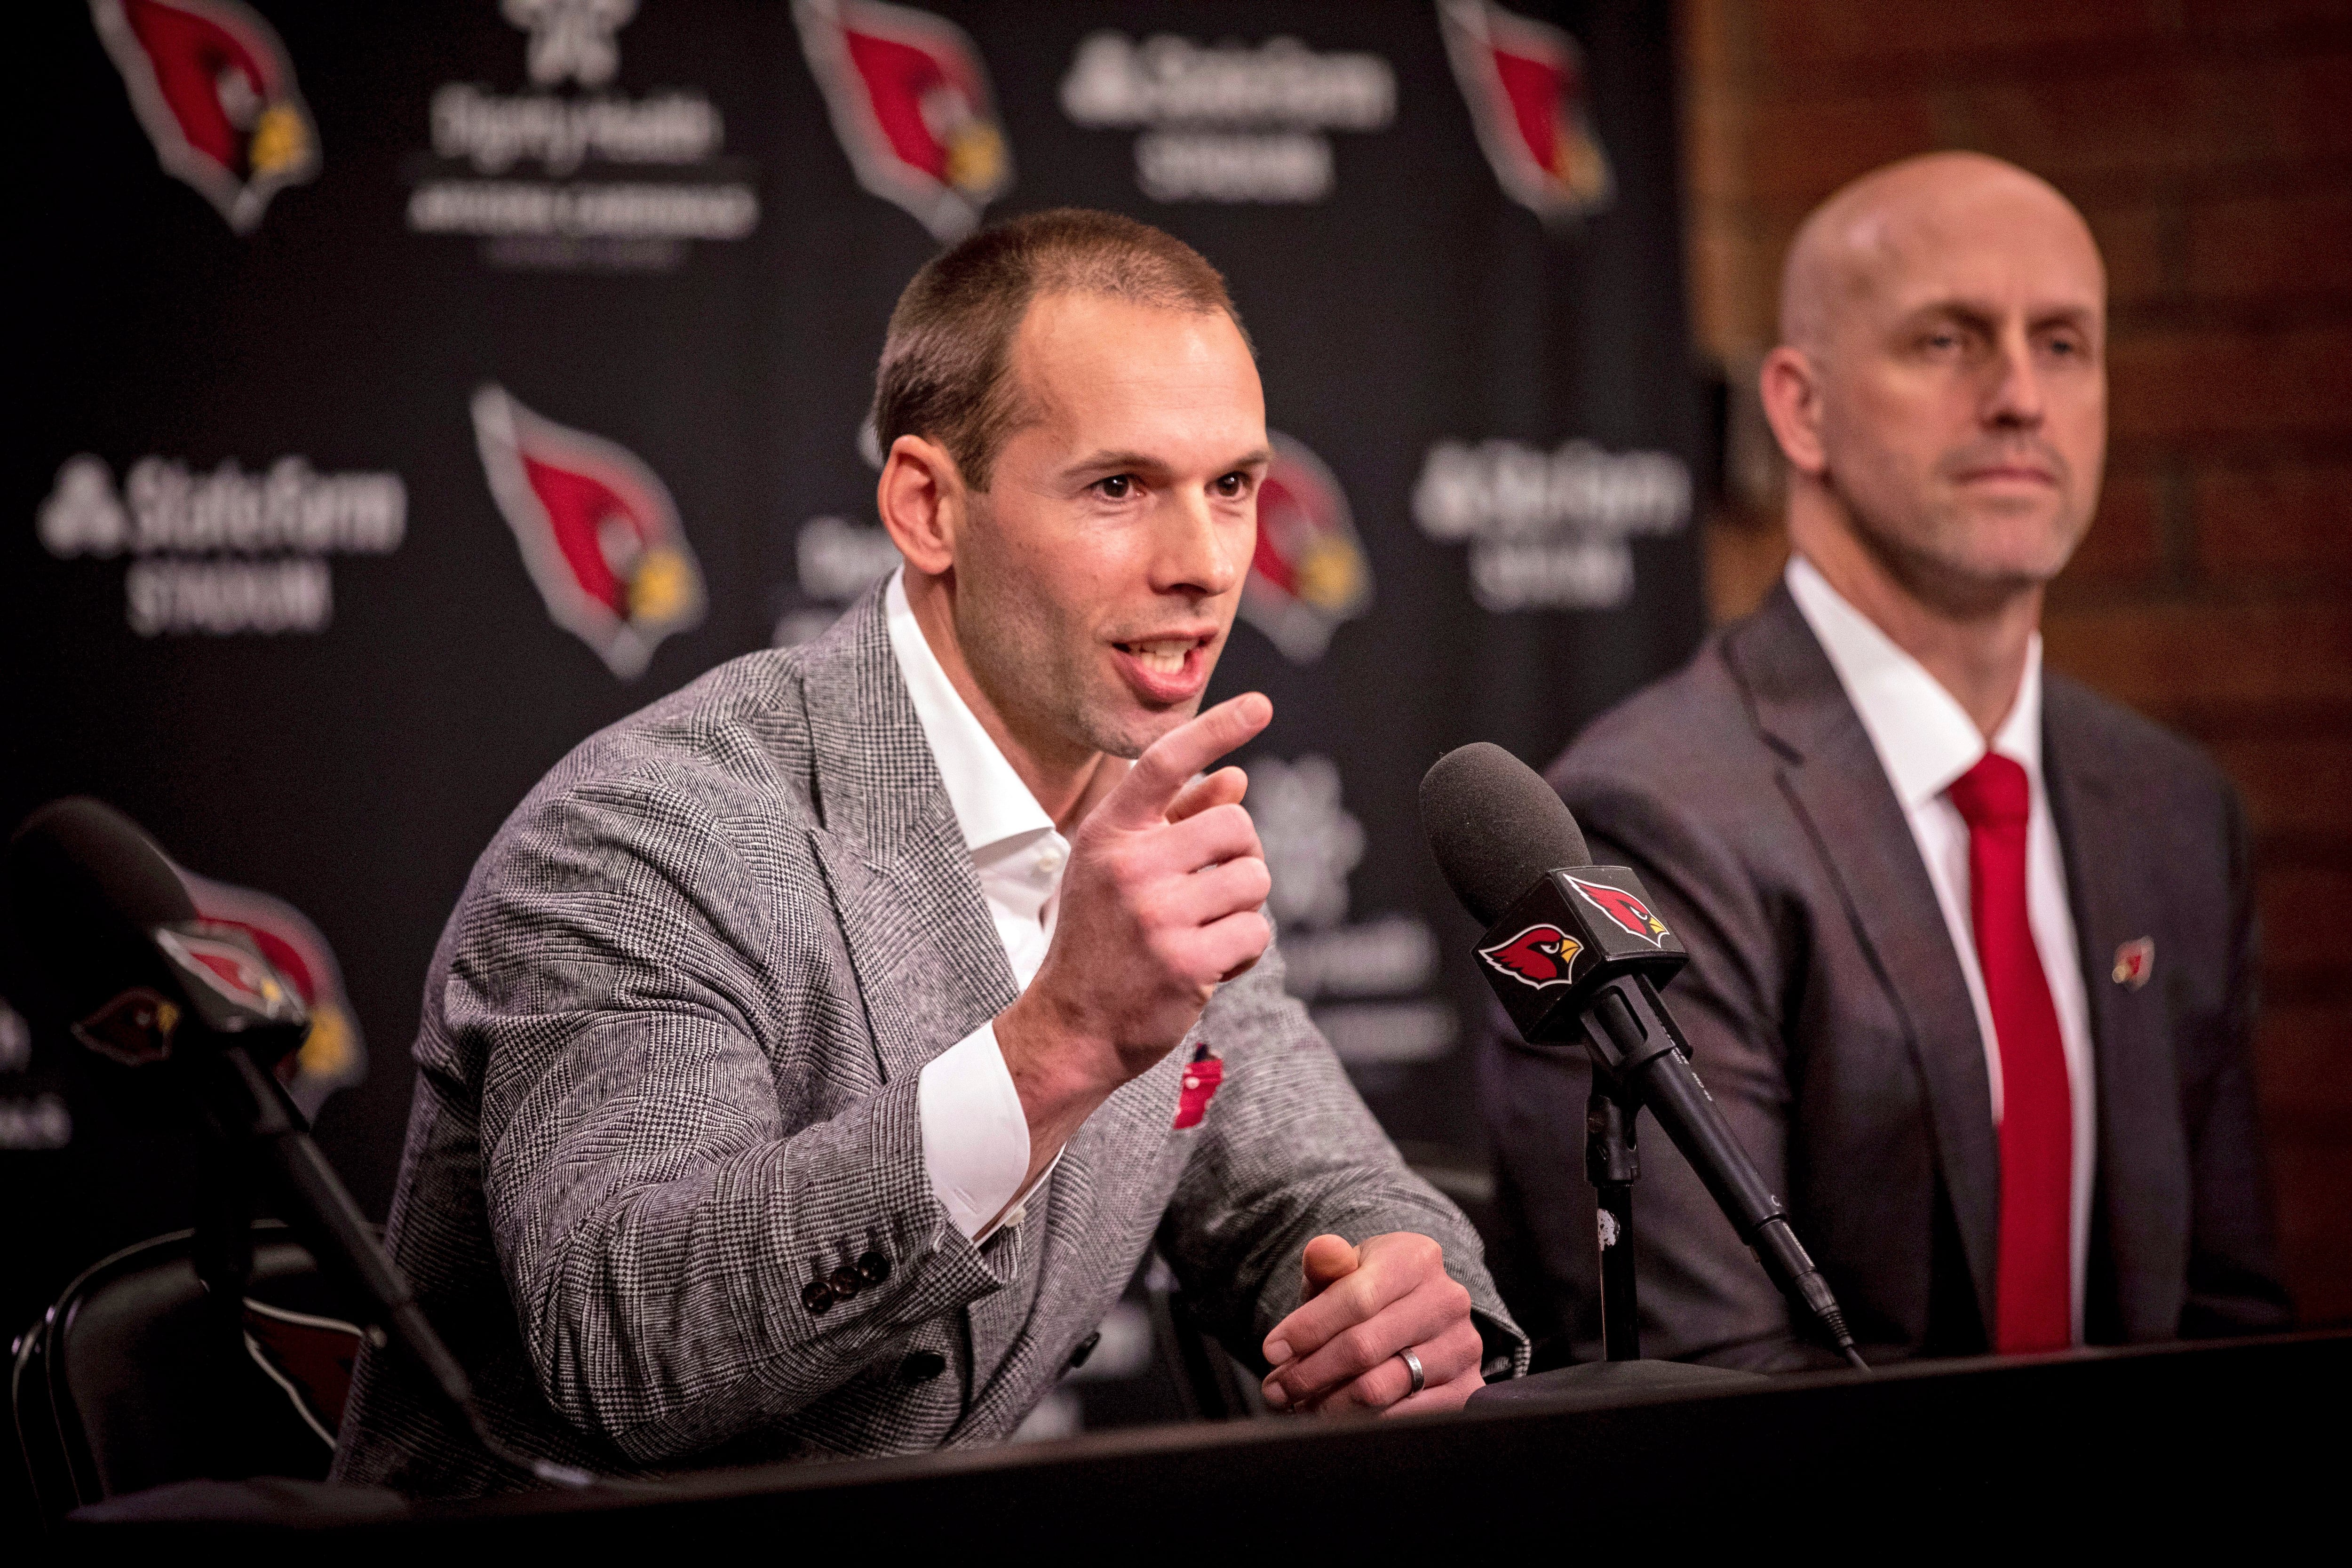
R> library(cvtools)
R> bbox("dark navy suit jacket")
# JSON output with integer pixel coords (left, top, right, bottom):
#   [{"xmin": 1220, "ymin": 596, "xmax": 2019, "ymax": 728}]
[{"xmin": 1482, "ymin": 584, "xmax": 2293, "ymax": 1369}]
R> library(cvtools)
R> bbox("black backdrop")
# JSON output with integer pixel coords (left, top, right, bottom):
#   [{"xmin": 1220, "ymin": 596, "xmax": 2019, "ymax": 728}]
[{"xmin": 4, "ymin": 0, "xmax": 1705, "ymax": 1345}]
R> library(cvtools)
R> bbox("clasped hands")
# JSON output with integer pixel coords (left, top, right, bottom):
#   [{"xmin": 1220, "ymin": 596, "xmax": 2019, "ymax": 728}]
[{"xmin": 1259, "ymin": 1232, "xmax": 1486, "ymax": 1416}]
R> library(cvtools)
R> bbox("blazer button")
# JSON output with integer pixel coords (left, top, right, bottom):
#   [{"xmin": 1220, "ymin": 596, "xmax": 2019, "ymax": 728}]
[
  {"xmin": 828, "ymin": 1266, "xmax": 863, "ymax": 1300},
  {"xmin": 1068, "ymin": 1330, "xmax": 1101, "ymax": 1370},
  {"xmin": 857, "ymin": 1250, "xmax": 891, "ymax": 1286},
  {"xmin": 898, "ymin": 1350, "xmax": 947, "ymax": 1384},
  {"xmin": 801, "ymin": 1280, "xmax": 834, "ymax": 1314}
]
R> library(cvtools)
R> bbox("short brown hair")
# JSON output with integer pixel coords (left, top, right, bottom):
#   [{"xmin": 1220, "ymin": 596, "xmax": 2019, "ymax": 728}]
[{"xmin": 872, "ymin": 208, "xmax": 1246, "ymax": 492}]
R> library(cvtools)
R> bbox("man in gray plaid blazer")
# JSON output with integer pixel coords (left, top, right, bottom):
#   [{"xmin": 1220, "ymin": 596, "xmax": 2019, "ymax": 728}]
[{"xmin": 335, "ymin": 211, "xmax": 1525, "ymax": 1496}]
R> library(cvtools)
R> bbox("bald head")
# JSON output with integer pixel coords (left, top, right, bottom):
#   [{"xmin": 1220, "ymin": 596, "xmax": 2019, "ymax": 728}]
[
  {"xmin": 1758, "ymin": 151, "xmax": 2109, "ymax": 624},
  {"xmin": 1779, "ymin": 153, "xmax": 2102, "ymax": 358}
]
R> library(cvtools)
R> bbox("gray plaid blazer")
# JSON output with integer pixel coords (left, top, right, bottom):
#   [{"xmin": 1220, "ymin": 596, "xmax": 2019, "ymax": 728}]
[{"xmin": 333, "ymin": 583, "xmax": 1525, "ymax": 1496}]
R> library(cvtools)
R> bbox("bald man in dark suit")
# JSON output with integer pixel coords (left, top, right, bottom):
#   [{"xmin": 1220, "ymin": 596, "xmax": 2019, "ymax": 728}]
[{"xmin": 1483, "ymin": 153, "xmax": 2291, "ymax": 1369}]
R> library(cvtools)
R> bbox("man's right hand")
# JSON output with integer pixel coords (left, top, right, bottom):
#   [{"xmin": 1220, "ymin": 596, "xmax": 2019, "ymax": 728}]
[{"xmin": 994, "ymin": 692, "xmax": 1275, "ymax": 1175}]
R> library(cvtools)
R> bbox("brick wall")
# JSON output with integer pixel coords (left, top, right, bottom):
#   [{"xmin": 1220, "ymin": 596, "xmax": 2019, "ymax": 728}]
[{"xmin": 1679, "ymin": 0, "xmax": 2352, "ymax": 1321}]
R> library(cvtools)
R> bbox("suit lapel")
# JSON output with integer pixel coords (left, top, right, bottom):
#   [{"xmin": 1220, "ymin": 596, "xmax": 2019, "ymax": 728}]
[
  {"xmin": 797, "ymin": 587, "xmax": 1020, "ymax": 1089},
  {"xmin": 1725, "ymin": 587, "xmax": 2001, "ymax": 1332},
  {"xmin": 2042, "ymin": 680, "xmax": 2189, "ymax": 1337},
  {"xmin": 795, "ymin": 587, "xmax": 1055, "ymax": 1398}
]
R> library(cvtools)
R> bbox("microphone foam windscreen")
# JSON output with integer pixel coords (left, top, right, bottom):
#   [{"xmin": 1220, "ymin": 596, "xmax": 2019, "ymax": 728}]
[
  {"xmin": 4, "ymin": 797, "xmax": 195, "ymax": 1023},
  {"xmin": 1419, "ymin": 742, "xmax": 1591, "ymax": 926}
]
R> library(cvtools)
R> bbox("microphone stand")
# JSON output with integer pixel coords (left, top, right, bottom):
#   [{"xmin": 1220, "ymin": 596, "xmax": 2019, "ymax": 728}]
[
  {"xmin": 1586, "ymin": 1079, "xmax": 1641, "ymax": 1361},
  {"xmin": 1419, "ymin": 753, "xmax": 1867, "ymax": 1391},
  {"xmin": 183, "ymin": 1043, "xmax": 597, "ymax": 1488},
  {"xmin": 1463, "ymin": 866, "xmax": 1869, "ymax": 1386},
  {"xmin": 1483, "ymin": 979, "xmax": 1789, "ymax": 1400}
]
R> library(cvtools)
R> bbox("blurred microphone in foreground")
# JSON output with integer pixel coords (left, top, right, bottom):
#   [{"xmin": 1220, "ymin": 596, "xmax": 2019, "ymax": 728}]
[{"xmin": 3, "ymin": 798, "xmax": 591, "ymax": 1489}]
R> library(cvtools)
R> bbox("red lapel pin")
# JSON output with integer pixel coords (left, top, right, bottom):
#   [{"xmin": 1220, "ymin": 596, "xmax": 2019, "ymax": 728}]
[
  {"xmin": 2112, "ymin": 937, "xmax": 2154, "ymax": 989},
  {"xmin": 1174, "ymin": 1043, "xmax": 1223, "ymax": 1129}
]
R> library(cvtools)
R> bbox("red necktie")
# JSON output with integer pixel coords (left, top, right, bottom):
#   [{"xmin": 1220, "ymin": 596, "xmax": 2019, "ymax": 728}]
[{"xmin": 1946, "ymin": 752, "xmax": 2073, "ymax": 1353}]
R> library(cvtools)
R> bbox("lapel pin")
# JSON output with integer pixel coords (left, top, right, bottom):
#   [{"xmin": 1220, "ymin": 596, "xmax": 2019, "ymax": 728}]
[
  {"xmin": 1174, "ymin": 1042, "xmax": 1223, "ymax": 1129},
  {"xmin": 2112, "ymin": 937, "xmax": 2154, "ymax": 989}
]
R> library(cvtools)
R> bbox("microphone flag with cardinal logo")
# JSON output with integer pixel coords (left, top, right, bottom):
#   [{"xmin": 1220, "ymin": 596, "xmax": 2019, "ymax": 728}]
[
  {"xmin": 1479, "ymin": 923, "xmax": 1583, "ymax": 989},
  {"xmin": 471, "ymin": 385, "xmax": 707, "ymax": 680},
  {"xmin": 1241, "ymin": 433, "xmax": 1374, "ymax": 665},
  {"xmin": 1565, "ymin": 873, "xmax": 1671, "ymax": 947},
  {"xmin": 1471, "ymin": 866, "xmax": 1685, "ymax": 1043},
  {"xmin": 1437, "ymin": 0, "xmax": 1613, "ymax": 225},
  {"xmin": 175, "ymin": 864, "xmax": 366, "ymax": 1121},
  {"xmin": 89, "ymin": 0, "xmax": 320, "ymax": 234},
  {"xmin": 794, "ymin": 0, "xmax": 1012, "ymax": 242}
]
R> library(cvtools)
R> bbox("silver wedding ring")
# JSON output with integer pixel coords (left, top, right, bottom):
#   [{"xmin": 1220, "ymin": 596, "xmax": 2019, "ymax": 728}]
[{"xmin": 1398, "ymin": 1346, "xmax": 1426, "ymax": 1397}]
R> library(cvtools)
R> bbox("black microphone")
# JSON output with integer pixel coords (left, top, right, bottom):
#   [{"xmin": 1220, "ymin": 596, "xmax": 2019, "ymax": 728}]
[
  {"xmin": 3, "ymin": 798, "xmax": 593, "ymax": 1487},
  {"xmin": 1421, "ymin": 745, "xmax": 1866, "ymax": 1370}
]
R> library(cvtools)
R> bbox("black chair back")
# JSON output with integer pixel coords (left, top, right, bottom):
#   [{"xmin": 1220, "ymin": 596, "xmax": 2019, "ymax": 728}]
[{"xmin": 11, "ymin": 1221, "xmax": 363, "ymax": 1524}]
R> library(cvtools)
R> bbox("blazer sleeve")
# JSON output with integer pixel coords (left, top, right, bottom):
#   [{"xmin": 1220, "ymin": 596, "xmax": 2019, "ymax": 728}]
[
  {"xmin": 1528, "ymin": 767, "xmax": 1817, "ymax": 1370},
  {"xmin": 1151, "ymin": 943, "xmax": 1531, "ymax": 1378},
  {"xmin": 2179, "ymin": 782, "xmax": 2296, "ymax": 1333},
  {"xmin": 453, "ymin": 776, "xmax": 1015, "ymax": 1463}
]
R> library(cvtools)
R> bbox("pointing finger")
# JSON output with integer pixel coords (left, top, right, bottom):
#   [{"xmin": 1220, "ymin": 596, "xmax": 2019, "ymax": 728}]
[{"xmin": 1101, "ymin": 694, "xmax": 1273, "ymax": 829}]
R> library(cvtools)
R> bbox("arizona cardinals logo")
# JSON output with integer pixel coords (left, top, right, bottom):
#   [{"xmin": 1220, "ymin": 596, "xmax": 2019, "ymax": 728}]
[
  {"xmin": 1566, "ymin": 875, "xmax": 1671, "ymax": 947},
  {"xmin": 177, "ymin": 865, "xmax": 367, "ymax": 1119},
  {"xmin": 472, "ymin": 385, "xmax": 707, "ymax": 680},
  {"xmin": 2111, "ymin": 937, "xmax": 2154, "ymax": 990},
  {"xmin": 151, "ymin": 924, "xmax": 293, "ymax": 1014},
  {"xmin": 795, "ymin": 0, "xmax": 1012, "ymax": 242},
  {"xmin": 90, "ymin": 0, "xmax": 319, "ymax": 233},
  {"xmin": 1438, "ymin": 0, "xmax": 1613, "ymax": 224},
  {"xmin": 1479, "ymin": 924, "xmax": 1584, "ymax": 989},
  {"xmin": 1242, "ymin": 433, "xmax": 1374, "ymax": 665}
]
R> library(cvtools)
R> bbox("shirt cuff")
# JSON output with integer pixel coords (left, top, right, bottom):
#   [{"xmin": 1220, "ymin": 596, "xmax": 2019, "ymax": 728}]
[{"xmin": 918, "ymin": 1019, "xmax": 1033, "ymax": 1240}]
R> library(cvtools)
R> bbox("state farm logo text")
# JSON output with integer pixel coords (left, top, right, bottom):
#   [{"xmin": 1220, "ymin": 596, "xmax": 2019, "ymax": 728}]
[
  {"xmin": 1414, "ymin": 439, "xmax": 1689, "ymax": 612},
  {"xmin": 1061, "ymin": 32, "xmax": 1394, "ymax": 204},
  {"xmin": 38, "ymin": 454, "xmax": 404, "ymax": 635}
]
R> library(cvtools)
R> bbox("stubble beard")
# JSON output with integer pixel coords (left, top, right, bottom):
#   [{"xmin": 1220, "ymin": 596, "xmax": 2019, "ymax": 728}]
[
  {"xmin": 1831, "ymin": 447, "xmax": 2093, "ymax": 621},
  {"xmin": 953, "ymin": 525, "xmax": 1171, "ymax": 767}
]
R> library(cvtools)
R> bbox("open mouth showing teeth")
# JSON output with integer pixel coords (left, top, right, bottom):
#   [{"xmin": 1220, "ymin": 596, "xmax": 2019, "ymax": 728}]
[{"xmin": 1119, "ymin": 639, "xmax": 1198, "ymax": 676}]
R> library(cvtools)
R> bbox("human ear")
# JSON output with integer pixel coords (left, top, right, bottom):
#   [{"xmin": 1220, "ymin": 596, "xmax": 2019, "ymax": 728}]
[
  {"xmin": 1758, "ymin": 346, "xmax": 1829, "ymax": 479},
  {"xmin": 875, "ymin": 434, "xmax": 965, "ymax": 576}
]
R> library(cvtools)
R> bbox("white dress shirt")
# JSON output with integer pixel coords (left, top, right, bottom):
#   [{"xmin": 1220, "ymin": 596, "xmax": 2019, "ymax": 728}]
[
  {"xmin": 886, "ymin": 569, "xmax": 1070, "ymax": 1241},
  {"xmin": 1786, "ymin": 556, "xmax": 2095, "ymax": 1339}
]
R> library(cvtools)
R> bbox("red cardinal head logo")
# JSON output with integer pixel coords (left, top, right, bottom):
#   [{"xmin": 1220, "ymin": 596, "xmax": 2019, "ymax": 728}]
[
  {"xmin": 795, "ymin": 0, "xmax": 1012, "ymax": 241},
  {"xmin": 1241, "ymin": 433, "xmax": 1374, "ymax": 665},
  {"xmin": 1438, "ymin": 0, "xmax": 1612, "ymax": 225},
  {"xmin": 1566, "ymin": 875, "xmax": 1671, "ymax": 947},
  {"xmin": 91, "ymin": 0, "xmax": 320, "ymax": 233},
  {"xmin": 1479, "ymin": 924, "xmax": 1584, "ymax": 989},
  {"xmin": 152, "ymin": 926, "xmax": 286, "ymax": 1012},
  {"xmin": 472, "ymin": 385, "xmax": 707, "ymax": 680},
  {"xmin": 176, "ymin": 865, "xmax": 367, "ymax": 1120}
]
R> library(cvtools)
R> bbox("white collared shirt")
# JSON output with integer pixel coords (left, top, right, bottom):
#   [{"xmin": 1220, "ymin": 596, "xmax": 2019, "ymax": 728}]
[
  {"xmin": 886, "ymin": 570, "xmax": 1069, "ymax": 1241},
  {"xmin": 1786, "ymin": 555, "xmax": 2095, "ymax": 1339}
]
